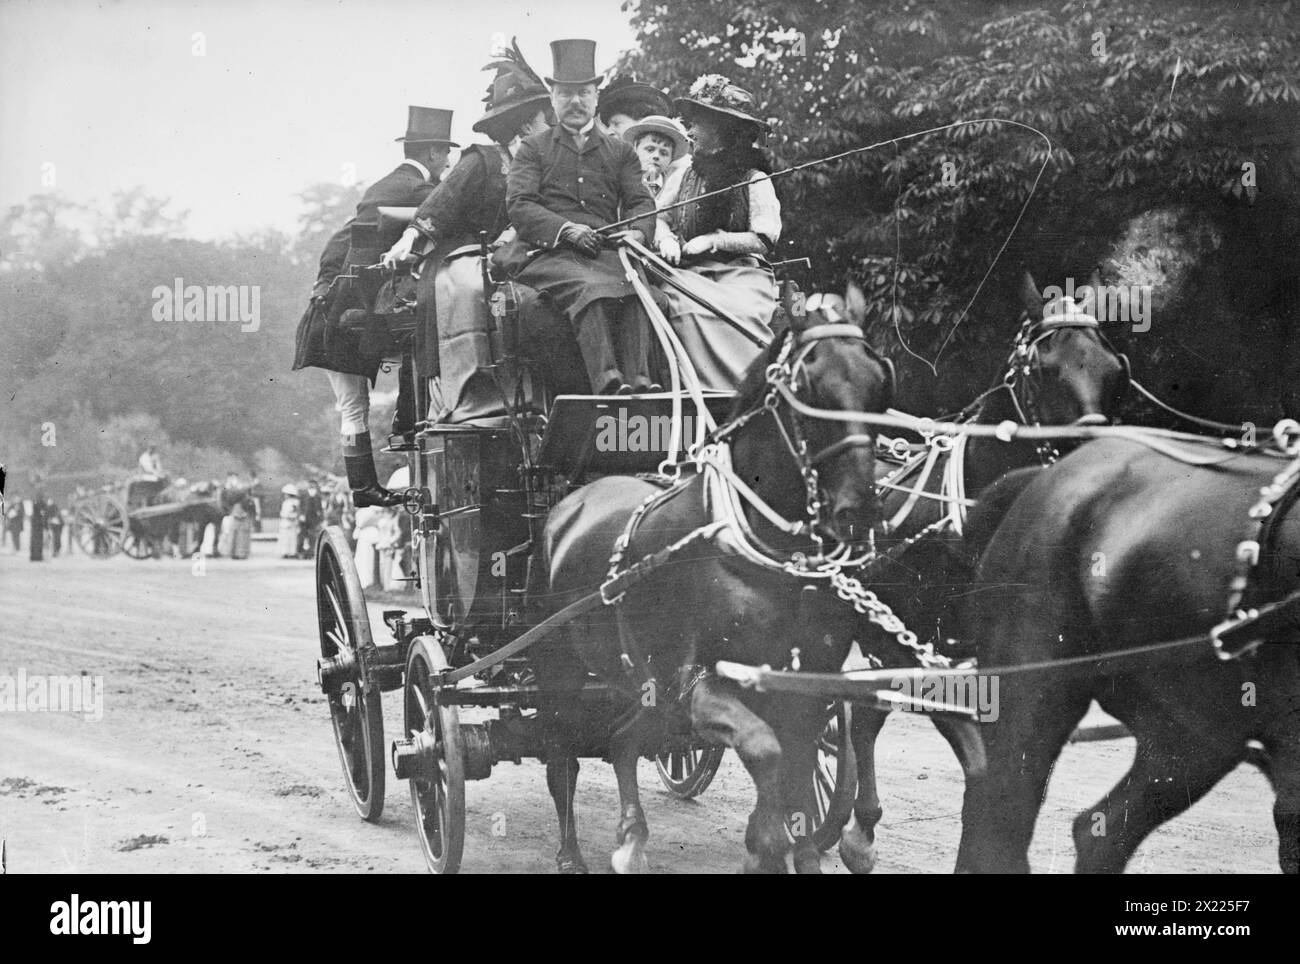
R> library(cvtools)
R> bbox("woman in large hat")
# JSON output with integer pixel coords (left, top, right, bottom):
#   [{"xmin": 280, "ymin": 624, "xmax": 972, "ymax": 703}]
[
  {"xmin": 597, "ymin": 75, "xmax": 673, "ymax": 137},
  {"xmin": 653, "ymin": 75, "xmax": 782, "ymax": 392},
  {"xmin": 381, "ymin": 40, "xmax": 554, "ymax": 418}
]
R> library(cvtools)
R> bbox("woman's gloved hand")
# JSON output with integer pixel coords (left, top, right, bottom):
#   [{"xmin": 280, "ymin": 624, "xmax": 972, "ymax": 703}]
[{"xmin": 656, "ymin": 232, "xmax": 682, "ymax": 265}]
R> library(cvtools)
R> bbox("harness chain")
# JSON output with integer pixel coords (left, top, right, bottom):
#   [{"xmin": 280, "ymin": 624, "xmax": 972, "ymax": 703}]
[{"xmin": 599, "ymin": 326, "xmax": 926, "ymax": 665}]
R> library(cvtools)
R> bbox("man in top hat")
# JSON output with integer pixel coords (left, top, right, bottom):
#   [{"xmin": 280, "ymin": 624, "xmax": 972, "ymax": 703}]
[
  {"xmin": 293, "ymin": 106, "xmax": 458, "ymax": 508},
  {"xmin": 381, "ymin": 41, "xmax": 556, "ymax": 395},
  {"xmin": 504, "ymin": 39, "xmax": 659, "ymax": 395},
  {"xmin": 597, "ymin": 75, "xmax": 673, "ymax": 138}
]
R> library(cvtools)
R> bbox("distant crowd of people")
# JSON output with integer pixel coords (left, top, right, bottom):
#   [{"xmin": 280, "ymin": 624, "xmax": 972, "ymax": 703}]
[
  {"xmin": 3, "ymin": 495, "xmax": 67, "ymax": 560},
  {"xmin": 277, "ymin": 478, "xmax": 353, "ymax": 560}
]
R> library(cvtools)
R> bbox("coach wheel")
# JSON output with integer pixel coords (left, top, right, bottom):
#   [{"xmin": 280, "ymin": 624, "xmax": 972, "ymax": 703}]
[
  {"xmin": 809, "ymin": 701, "xmax": 857, "ymax": 852},
  {"xmin": 401, "ymin": 636, "xmax": 465, "ymax": 874},
  {"xmin": 316, "ymin": 525, "xmax": 385, "ymax": 822},
  {"xmin": 654, "ymin": 744, "xmax": 725, "ymax": 800},
  {"xmin": 123, "ymin": 531, "xmax": 157, "ymax": 560},
  {"xmin": 73, "ymin": 493, "xmax": 128, "ymax": 557}
]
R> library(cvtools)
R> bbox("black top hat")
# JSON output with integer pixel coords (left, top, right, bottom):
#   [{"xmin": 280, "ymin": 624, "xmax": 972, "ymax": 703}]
[
  {"xmin": 474, "ymin": 39, "xmax": 552, "ymax": 135},
  {"xmin": 545, "ymin": 38, "xmax": 603, "ymax": 86},
  {"xmin": 597, "ymin": 76, "xmax": 672, "ymax": 121},
  {"xmin": 395, "ymin": 106, "xmax": 460, "ymax": 146}
]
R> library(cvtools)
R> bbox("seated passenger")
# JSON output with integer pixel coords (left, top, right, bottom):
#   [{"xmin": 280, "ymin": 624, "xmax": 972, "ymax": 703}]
[
  {"xmin": 623, "ymin": 115, "xmax": 688, "ymax": 198},
  {"xmin": 504, "ymin": 39, "xmax": 659, "ymax": 395},
  {"xmin": 380, "ymin": 41, "xmax": 555, "ymax": 414},
  {"xmin": 653, "ymin": 76, "xmax": 781, "ymax": 393},
  {"xmin": 596, "ymin": 75, "xmax": 673, "ymax": 139}
]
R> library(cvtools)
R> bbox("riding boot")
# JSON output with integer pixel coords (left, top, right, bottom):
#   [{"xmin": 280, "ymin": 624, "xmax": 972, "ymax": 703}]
[
  {"xmin": 342, "ymin": 431, "xmax": 402, "ymax": 508},
  {"xmin": 573, "ymin": 301, "xmax": 624, "ymax": 394},
  {"xmin": 614, "ymin": 300, "xmax": 652, "ymax": 391},
  {"xmin": 390, "ymin": 354, "xmax": 417, "ymax": 439}
]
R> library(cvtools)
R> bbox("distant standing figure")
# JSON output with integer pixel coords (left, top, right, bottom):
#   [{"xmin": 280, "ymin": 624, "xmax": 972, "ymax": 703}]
[
  {"xmin": 29, "ymin": 496, "xmax": 46, "ymax": 561},
  {"xmin": 138, "ymin": 445, "xmax": 164, "ymax": 479},
  {"xmin": 218, "ymin": 484, "xmax": 253, "ymax": 560},
  {"xmin": 5, "ymin": 502, "xmax": 22, "ymax": 552},
  {"xmin": 298, "ymin": 480, "xmax": 324, "ymax": 558},
  {"xmin": 45, "ymin": 498, "xmax": 64, "ymax": 557},
  {"xmin": 278, "ymin": 484, "xmax": 301, "ymax": 559}
]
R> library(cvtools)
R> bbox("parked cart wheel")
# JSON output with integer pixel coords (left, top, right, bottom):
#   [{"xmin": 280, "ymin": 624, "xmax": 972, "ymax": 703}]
[
  {"xmin": 72, "ymin": 492, "xmax": 128, "ymax": 557},
  {"xmin": 809, "ymin": 701, "xmax": 856, "ymax": 852},
  {"xmin": 401, "ymin": 636, "xmax": 465, "ymax": 874},
  {"xmin": 315, "ymin": 525, "xmax": 385, "ymax": 822},
  {"xmin": 123, "ymin": 530, "xmax": 158, "ymax": 559},
  {"xmin": 654, "ymin": 744, "xmax": 725, "ymax": 799}
]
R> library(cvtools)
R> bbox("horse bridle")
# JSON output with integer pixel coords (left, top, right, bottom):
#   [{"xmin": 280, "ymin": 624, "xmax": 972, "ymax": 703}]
[
  {"xmin": 713, "ymin": 322, "xmax": 894, "ymax": 549},
  {"xmin": 1002, "ymin": 309, "xmax": 1130, "ymax": 463}
]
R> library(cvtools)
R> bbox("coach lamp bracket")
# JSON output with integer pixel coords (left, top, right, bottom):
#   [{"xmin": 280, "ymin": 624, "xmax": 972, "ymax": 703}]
[{"xmin": 403, "ymin": 486, "xmax": 440, "ymax": 535}]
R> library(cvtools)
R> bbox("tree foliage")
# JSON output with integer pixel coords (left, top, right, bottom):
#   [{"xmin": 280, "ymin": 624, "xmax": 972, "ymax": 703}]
[
  {"xmin": 1, "ymin": 188, "xmax": 345, "ymax": 492},
  {"xmin": 623, "ymin": 0, "xmax": 1300, "ymax": 414}
]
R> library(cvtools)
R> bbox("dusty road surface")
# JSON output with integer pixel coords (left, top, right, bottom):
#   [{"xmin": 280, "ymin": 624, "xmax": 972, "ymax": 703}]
[{"xmin": 0, "ymin": 539, "xmax": 1280, "ymax": 873}]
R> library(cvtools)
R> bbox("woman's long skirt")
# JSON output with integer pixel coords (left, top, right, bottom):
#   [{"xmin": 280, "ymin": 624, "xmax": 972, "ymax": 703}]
[{"xmin": 660, "ymin": 256, "xmax": 777, "ymax": 393}]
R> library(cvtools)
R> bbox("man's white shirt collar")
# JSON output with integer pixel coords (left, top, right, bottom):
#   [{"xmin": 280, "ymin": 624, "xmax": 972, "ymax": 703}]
[
  {"xmin": 402, "ymin": 158, "xmax": 432, "ymax": 181},
  {"xmin": 562, "ymin": 119, "xmax": 597, "ymax": 139}
]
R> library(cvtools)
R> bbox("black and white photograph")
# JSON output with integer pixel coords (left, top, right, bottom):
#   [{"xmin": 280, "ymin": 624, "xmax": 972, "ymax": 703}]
[{"xmin": 1, "ymin": 0, "xmax": 1297, "ymax": 907}]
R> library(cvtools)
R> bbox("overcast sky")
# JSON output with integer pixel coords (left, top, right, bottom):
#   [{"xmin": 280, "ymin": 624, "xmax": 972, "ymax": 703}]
[{"xmin": 0, "ymin": 0, "xmax": 639, "ymax": 239}]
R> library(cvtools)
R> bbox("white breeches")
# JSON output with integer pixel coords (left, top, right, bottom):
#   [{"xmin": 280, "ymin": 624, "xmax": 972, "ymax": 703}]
[{"xmin": 326, "ymin": 371, "xmax": 370, "ymax": 436}]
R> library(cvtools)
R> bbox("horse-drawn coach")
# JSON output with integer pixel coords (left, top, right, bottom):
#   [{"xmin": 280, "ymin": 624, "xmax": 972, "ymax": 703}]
[{"xmin": 311, "ymin": 210, "xmax": 883, "ymax": 872}]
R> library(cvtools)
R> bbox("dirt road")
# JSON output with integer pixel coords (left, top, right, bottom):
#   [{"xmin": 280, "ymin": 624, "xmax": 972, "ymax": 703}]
[{"xmin": 0, "ymin": 540, "xmax": 1279, "ymax": 873}]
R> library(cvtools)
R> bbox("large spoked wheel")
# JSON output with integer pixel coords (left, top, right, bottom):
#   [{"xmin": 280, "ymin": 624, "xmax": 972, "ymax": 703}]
[
  {"xmin": 809, "ymin": 701, "xmax": 857, "ymax": 852},
  {"xmin": 403, "ymin": 636, "xmax": 465, "ymax": 874},
  {"xmin": 73, "ymin": 493, "xmax": 128, "ymax": 557},
  {"xmin": 315, "ymin": 525, "xmax": 385, "ymax": 822},
  {"xmin": 123, "ymin": 530, "xmax": 158, "ymax": 560},
  {"xmin": 654, "ymin": 744, "xmax": 725, "ymax": 799}
]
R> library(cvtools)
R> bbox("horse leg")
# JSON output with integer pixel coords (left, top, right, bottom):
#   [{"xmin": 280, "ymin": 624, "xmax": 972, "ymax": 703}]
[
  {"xmin": 545, "ymin": 752, "xmax": 587, "ymax": 874},
  {"xmin": 839, "ymin": 707, "xmax": 888, "ymax": 874},
  {"xmin": 691, "ymin": 676, "xmax": 788, "ymax": 873},
  {"xmin": 537, "ymin": 638, "xmax": 589, "ymax": 874},
  {"xmin": 1267, "ymin": 736, "xmax": 1300, "ymax": 874},
  {"xmin": 770, "ymin": 697, "xmax": 825, "ymax": 874},
  {"xmin": 609, "ymin": 708, "xmax": 653, "ymax": 875},
  {"xmin": 956, "ymin": 682, "xmax": 1090, "ymax": 873},
  {"xmin": 1072, "ymin": 727, "xmax": 1241, "ymax": 874}
]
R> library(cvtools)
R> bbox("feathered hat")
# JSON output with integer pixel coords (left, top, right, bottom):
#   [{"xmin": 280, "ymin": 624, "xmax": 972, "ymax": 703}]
[
  {"xmin": 473, "ymin": 38, "xmax": 552, "ymax": 135},
  {"xmin": 675, "ymin": 74, "xmax": 770, "ymax": 132}
]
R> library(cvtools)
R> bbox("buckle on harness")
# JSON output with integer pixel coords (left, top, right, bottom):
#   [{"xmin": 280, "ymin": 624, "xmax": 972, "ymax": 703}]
[{"xmin": 1211, "ymin": 609, "xmax": 1265, "ymax": 661}]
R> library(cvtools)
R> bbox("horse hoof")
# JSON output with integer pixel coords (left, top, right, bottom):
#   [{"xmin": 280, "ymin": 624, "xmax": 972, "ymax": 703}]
[
  {"xmin": 839, "ymin": 826, "xmax": 878, "ymax": 875},
  {"xmin": 793, "ymin": 849, "xmax": 822, "ymax": 874},
  {"xmin": 610, "ymin": 841, "xmax": 649, "ymax": 875},
  {"xmin": 556, "ymin": 854, "xmax": 589, "ymax": 874},
  {"xmin": 741, "ymin": 853, "xmax": 789, "ymax": 874}
]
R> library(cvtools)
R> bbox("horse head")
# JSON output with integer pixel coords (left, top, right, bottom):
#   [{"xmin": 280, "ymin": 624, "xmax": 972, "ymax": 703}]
[
  {"xmin": 770, "ymin": 287, "xmax": 894, "ymax": 545},
  {"xmin": 1007, "ymin": 269, "xmax": 1129, "ymax": 429}
]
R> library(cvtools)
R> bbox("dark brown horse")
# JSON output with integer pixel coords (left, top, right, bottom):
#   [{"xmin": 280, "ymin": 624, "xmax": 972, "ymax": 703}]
[
  {"xmin": 538, "ymin": 303, "xmax": 913, "ymax": 873},
  {"xmin": 837, "ymin": 272, "xmax": 1131, "ymax": 873},
  {"xmin": 956, "ymin": 435, "xmax": 1300, "ymax": 873}
]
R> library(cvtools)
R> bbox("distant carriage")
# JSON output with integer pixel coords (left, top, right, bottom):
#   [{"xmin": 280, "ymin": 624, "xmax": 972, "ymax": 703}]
[
  {"xmin": 311, "ymin": 216, "xmax": 856, "ymax": 872},
  {"xmin": 71, "ymin": 477, "xmax": 225, "ymax": 559}
]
